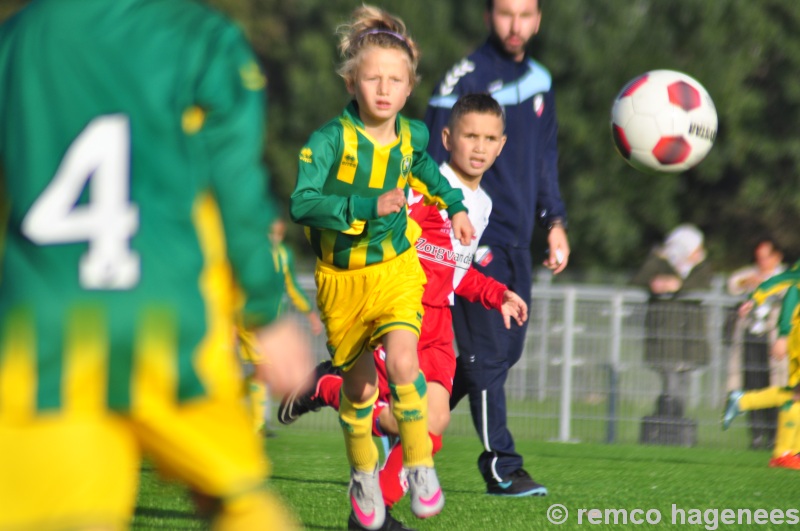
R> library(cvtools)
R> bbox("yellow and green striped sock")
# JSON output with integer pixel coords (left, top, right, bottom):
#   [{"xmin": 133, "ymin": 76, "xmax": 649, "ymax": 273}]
[
  {"xmin": 339, "ymin": 388, "xmax": 379, "ymax": 472},
  {"xmin": 390, "ymin": 372, "xmax": 433, "ymax": 468}
]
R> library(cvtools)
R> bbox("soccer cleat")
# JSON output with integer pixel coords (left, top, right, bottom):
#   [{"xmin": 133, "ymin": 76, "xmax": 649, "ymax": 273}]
[
  {"xmin": 486, "ymin": 469, "xmax": 548, "ymax": 497},
  {"xmin": 348, "ymin": 467, "xmax": 386, "ymax": 530},
  {"xmin": 348, "ymin": 506, "xmax": 417, "ymax": 531},
  {"xmin": 722, "ymin": 390, "xmax": 744, "ymax": 431},
  {"xmin": 277, "ymin": 360, "xmax": 339, "ymax": 425},
  {"xmin": 406, "ymin": 466, "xmax": 444, "ymax": 519},
  {"xmin": 768, "ymin": 453, "xmax": 800, "ymax": 470}
]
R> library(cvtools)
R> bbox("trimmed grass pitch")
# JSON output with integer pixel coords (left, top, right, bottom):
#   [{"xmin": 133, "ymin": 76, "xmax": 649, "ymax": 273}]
[{"xmin": 133, "ymin": 428, "xmax": 800, "ymax": 530}]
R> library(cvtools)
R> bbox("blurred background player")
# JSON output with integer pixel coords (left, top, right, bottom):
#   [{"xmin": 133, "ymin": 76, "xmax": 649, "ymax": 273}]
[
  {"xmin": 724, "ymin": 261, "xmax": 800, "ymax": 469},
  {"xmin": 289, "ymin": 5, "xmax": 474, "ymax": 529},
  {"xmin": 726, "ymin": 237, "xmax": 787, "ymax": 449},
  {"xmin": 424, "ymin": 0, "xmax": 569, "ymax": 496},
  {"xmin": 282, "ymin": 93, "xmax": 527, "ymax": 530},
  {"xmin": 0, "ymin": 0, "xmax": 313, "ymax": 529},
  {"xmin": 240, "ymin": 218, "xmax": 323, "ymax": 436},
  {"xmin": 631, "ymin": 223, "xmax": 713, "ymax": 426}
]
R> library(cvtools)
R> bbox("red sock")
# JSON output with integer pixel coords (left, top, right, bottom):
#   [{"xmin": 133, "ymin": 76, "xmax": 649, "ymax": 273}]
[
  {"xmin": 316, "ymin": 374, "xmax": 342, "ymax": 410},
  {"xmin": 372, "ymin": 402, "xmax": 387, "ymax": 437},
  {"xmin": 430, "ymin": 432, "xmax": 442, "ymax": 454},
  {"xmin": 380, "ymin": 432, "xmax": 442, "ymax": 508}
]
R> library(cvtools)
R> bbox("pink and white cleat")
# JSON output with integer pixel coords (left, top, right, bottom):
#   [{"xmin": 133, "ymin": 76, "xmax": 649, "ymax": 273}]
[{"xmin": 406, "ymin": 466, "xmax": 444, "ymax": 519}]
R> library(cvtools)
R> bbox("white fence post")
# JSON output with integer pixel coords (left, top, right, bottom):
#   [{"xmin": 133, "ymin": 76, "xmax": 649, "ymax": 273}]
[{"xmin": 559, "ymin": 288, "xmax": 576, "ymax": 443}]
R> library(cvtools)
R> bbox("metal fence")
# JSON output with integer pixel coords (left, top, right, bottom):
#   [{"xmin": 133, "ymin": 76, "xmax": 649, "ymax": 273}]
[{"xmin": 278, "ymin": 272, "xmax": 764, "ymax": 450}]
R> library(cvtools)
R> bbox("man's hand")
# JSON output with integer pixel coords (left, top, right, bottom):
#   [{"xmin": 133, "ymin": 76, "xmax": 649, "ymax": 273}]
[
  {"xmin": 649, "ymin": 274, "xmax": 682, "ymax": 294},
  {"xmin": 500, "ymin": 290, "xmax": 528, "ymax": 329},
  {"xmin": 451, "ymin": 211, "xmax": 475, "ymax": 246},
  {"xmin": 252, "ymin": 317, "xmax": 314, "ymax": 398},
  {"xmin": 543, "ymin": 226, "xmax": 569, "ymax": 274},
  {"xmin": 377, "ymin": 188, "xmax": 406, "ymax": 216}
]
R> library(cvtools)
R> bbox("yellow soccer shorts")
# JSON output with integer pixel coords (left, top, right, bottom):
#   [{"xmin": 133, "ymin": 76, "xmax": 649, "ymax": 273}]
[
  {"xmin": 0, "ymin": 413, "xmax": 139, "ymax": 531},
  {"xmin": 0, "ymin": 394, "xmax": 272, "ymax": 530},
  {"xmin": 316, "ymin": 247, "xmax": 426, "ymax": 371}
]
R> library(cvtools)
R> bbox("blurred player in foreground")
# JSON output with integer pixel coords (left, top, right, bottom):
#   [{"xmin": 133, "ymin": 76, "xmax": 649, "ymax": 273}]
[
  {"xmin": 282, "ymin": 93, "xmax": 527, "ymax": 530},
  {"xmin": 0, "ymin": 0, "xmax": 312, "ymax": 529}
]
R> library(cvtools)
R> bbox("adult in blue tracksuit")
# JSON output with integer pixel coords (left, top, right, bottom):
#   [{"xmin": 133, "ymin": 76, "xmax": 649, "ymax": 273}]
[{"xmin": 424, "ymin": 0, "xmax": 569, "ymax": 497}]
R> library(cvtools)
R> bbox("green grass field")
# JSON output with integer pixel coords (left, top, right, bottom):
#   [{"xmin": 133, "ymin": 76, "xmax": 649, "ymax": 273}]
[{"xmin": 133, "ymin": 426, "xmax": 800, "ymax": 530}]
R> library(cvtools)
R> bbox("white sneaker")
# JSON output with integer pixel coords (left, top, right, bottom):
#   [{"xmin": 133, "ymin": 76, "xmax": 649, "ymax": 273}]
[
  {"xmin": 349, "ymin": 467, "xmax": 386, "ymax": 530},
  {"xmin": 406, "ymin": 466, "xmax": 444, "ymax": 519}
]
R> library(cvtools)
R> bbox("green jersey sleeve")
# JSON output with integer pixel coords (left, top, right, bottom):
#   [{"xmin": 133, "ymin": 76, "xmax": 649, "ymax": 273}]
[
  {"xmin": 777, "ymin": 285, "xmax": 800, "ymax": 337},
  {"xmin": 406, "ymin": 119, "xmax": 467, "ymax": 218},
  {"xmin": 751, "ymin": 261, "xmax": 800, "ymax": 308},
  {"xmin": 196, "ymin": 22, "xmax": 282, "ymax": 328}
]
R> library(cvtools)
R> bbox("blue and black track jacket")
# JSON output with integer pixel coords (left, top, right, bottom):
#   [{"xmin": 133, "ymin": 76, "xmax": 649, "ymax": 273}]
[{"xmin": 425, "ymin": 39, "xmax": 567, "ymax": 248}]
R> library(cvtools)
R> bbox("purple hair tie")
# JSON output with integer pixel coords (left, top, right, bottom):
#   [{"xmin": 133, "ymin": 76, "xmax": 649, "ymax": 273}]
[{"xmin": 359, "ymin": 28, "xmax": 411, "ymax": 50}]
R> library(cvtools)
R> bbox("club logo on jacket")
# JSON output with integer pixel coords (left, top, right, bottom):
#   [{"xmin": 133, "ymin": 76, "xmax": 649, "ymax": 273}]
[
  {"xmin": 475, "ymin": 245, "xmax": 493, "ymax": 267},
  {"xmin": 299, "ymin": 147, "xmax": 313, "ymax": 164},
  {"xmin": 533, "ymin": 93, "xmax": 545, "ymax": 117}
]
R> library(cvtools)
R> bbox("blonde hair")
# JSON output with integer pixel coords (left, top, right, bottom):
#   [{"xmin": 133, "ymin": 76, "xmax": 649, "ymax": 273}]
[{"xmin": 336, "ymin": 4, "xmax": 420, "ymax": 89}]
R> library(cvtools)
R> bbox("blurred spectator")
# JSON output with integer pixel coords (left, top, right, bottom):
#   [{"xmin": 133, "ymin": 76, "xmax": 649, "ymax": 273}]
[
  {"xmin": 726, "ymin": 237, "xmax": 787, "ymax": 450},
  {"xmin": 632, "ymin": 224, "xmax": 713, "ymax": 421}
]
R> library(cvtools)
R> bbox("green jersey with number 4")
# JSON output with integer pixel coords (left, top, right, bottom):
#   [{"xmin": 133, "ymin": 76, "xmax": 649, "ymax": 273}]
[{"xmin": 0, "ymin": 0, "xmax": 282, "ymax": 415}]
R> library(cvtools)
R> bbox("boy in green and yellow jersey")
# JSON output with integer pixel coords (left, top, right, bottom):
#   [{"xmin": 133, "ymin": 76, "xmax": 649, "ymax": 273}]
[{"xmin": 290, "ymin": 5, "xmax": 474, "ymax": 528}]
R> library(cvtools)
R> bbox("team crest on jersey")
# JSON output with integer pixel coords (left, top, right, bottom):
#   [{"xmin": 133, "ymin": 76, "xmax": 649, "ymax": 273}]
[
  {"xmin": 533, "ymin": 93, "xmax": 545, "ymax": 117},
  {"xmin": 240, "ymin": 61, "xmax": 267, "ymax": 91},
  {"xmin": 475, "ymin": 245, "xmax": 493, "ymax": 267},
  {"xmin": 400, "ymin": 155, "xmax": 412, "ymax": 178},
  {"xmin": 299, "ymin": 147, "xmax": 313, "ymax": 164}
]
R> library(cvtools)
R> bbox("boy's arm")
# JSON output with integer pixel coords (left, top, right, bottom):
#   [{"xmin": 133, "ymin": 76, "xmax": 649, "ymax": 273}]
[
  {"xmin": 290, "ymin": 130, "xmax": 379, "ymax": 234},
  {"xmin": 455, "ymin": 266, "xmax": 528, "ymax": 329},
  {"xmin": 454, "ymin": 266, "xmax": 508, "ymax": 310}
]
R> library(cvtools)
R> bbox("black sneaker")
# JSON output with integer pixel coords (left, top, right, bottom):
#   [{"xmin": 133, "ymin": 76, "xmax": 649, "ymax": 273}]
[
  {"xmin": 486, "ymin": 469, "xmax": 548, "ymax": 497},
  {"xmin": 277, "ymin": 360, "xmax": 340, "ymax": 425},
  {"xmin": 348, "ymin": 506, "xmax": 417, "ymax": 531}
]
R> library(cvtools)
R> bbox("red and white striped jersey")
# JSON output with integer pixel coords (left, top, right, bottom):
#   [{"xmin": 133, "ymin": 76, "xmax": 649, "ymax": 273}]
[{"xmin": 410, "ymin": 162, "xmax": 507, "ymax": 309}]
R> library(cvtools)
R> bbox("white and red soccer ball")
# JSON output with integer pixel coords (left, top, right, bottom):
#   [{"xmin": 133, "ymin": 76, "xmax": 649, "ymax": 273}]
[{"xmin": 611, "ymin": 69, "xmax": 718, "ymax": 173}]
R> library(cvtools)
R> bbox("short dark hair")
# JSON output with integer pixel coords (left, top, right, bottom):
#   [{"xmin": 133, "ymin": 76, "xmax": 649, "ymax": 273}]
[
  {"xmin": 486, "ymin": 0, "xmax": 542, "ymax": 12},
  {"xmin": 447, "ymin": 93, "xmax": 505, "ymax": 130}
]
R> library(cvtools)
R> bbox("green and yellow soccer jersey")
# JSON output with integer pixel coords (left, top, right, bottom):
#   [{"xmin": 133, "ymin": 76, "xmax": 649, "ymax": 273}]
[
  {"xmin": 272, "ymin": 242, "xmax": 313, "ymax": 314},
  {"xmin": 290, "ymin": 102, "xmax": 467, "ymax": 270},
  {"xmin": 751, "ymin": 260, "xmax": 800, "ymax": 337},
  {"xmin": 0, "ymin": 0, "xmax": 282, "ymax": 416}
]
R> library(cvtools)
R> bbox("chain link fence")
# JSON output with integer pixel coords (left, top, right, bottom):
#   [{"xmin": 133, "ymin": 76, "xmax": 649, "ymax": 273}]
[{"xmin": 279, "ymin": 272, "xmax": 769, "ymax": 450}]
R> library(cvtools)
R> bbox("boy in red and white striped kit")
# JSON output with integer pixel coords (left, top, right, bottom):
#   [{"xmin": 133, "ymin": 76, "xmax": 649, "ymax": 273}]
[{"xmin": 280, "ymin": 94, "xmax": 527, "ymax": 530}]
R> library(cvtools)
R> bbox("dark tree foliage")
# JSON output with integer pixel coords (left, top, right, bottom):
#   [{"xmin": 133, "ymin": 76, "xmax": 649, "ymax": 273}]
[{"xmin": 5, "ymin": 0, "xmax": 800, "ymax": 274}]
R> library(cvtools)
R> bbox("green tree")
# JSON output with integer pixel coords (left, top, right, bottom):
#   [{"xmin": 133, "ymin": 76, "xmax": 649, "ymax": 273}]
[{"xmin": 6, "ymin": 0, "xmax": 800, "ymax": 274}]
